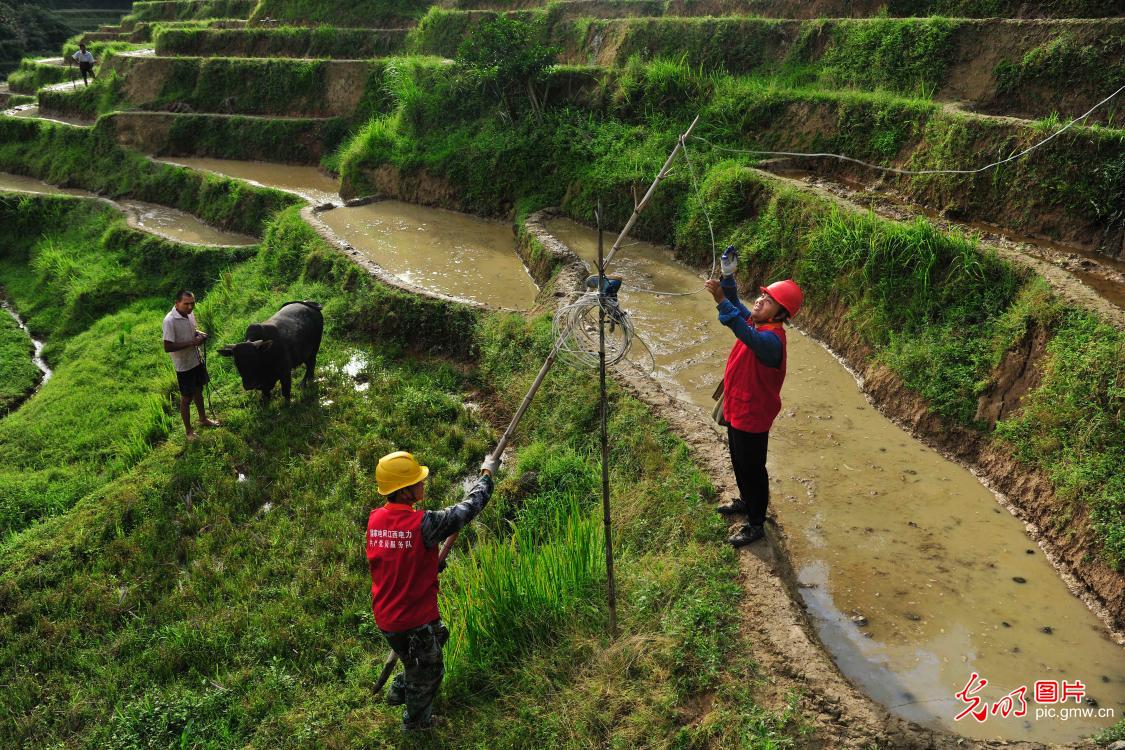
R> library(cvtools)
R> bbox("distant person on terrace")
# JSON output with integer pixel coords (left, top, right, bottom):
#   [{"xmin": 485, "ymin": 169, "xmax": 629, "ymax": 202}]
[
  {"xmin": 705, "ymin": 247, "xmax": 804, "ymax": 547},
  {"xmin": 162, "ymin": 290, "xmax": 219, "ymax": 440},
  {"xmin": 366, "ymin": 450, "xmax": 498, "ymax": 731},
  {"xmin": 70, "ymin": 43, "xmax": 96, "ymax": 85}
]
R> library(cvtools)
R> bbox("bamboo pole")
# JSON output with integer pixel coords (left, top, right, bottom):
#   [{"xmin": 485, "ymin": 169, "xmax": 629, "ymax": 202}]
[{"xmin": 602, "ymin": 115, "xmax": 700, "ymax": 269}]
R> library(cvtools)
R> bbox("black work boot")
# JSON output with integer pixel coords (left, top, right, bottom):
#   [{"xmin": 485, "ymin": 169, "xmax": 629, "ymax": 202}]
[
  {"xmin": 728, "ymin": 523, "xmax": 765, "ymax": 547},
  {"xmin": 385, "ymin": 674, "xmax": 406, "ymax": 706},
  {"xmin": 716, "ymin": 498, "xmax": 748, "ymax": 516}
]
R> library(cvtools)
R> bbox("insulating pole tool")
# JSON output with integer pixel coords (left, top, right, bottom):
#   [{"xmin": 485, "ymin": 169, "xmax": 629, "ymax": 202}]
[
  {"xmin": 602, "ymin": 115, "xmax": 700, "ymax": 269},
  {"xmin": 485, "ymin": 344, "xmax": 560, "ymax": 465}
]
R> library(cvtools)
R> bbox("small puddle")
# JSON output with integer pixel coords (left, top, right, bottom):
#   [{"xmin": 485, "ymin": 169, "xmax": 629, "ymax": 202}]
[
  {"xmin": 1, "ymin": 297, "xmax": 52, "ymax": 404},
  {"xmin": 318, "ymin": 200, "xmax": 537, "ymax": 310},
  {"xmin": 547, "ymin": 217, "xmax": 1125, "ymax": 743},
  {"xmin": 0, "ymin": 172, "xmax": 257, "ymax": 246},
  {"xmin": 154, "ymin": 157, "xmax": 342, "ymax": 206}
]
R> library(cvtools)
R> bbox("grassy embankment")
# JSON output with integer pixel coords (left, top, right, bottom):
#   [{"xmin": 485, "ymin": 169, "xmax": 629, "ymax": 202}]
[
  {"xmin": 333, "ymin": 40, "xmax": 1123, "ymax": 566},
  {"xmin": 6, "ymin": 57, "xmax": 69, "ymax": 94},
  {"xmin": 153, "ymin": 25, "xmax": 410, "ymax": 58},
  {"xmin": 0, "ymin": 117, "xmax": 301, "ymax": 234},
  {"xmin": 36, "ymin": 55, "xmax": 446, "ymax": 131},
  {"xmin": 409, "ymin": 10, "xmax": 1123, "ymax": 120},
  {"xmin": 880, "ymin": 0, "xmax": 1118, "ymax": 15},
  {"xmin": 250, "ymin": 0, "xmax": 434, "ymax": 27},
  {"xmin": 121, "ymin": 0, "xmax": 258, "ymax": 26},
  {"xmin": 336, "ymin": 53, "xmax": 1123, "ymax": 251},
  {"xmin": 0, "ymin": 188, "xmax": 805, "ymax": 747}
]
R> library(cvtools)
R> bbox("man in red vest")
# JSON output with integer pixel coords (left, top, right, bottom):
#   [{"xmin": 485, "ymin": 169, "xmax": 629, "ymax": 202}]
[
  {"xmin": 705, "ymin": 261, "xmax": 803, "ymax": 547},
  {"xmin": 366, "ymin": 450, "xmax": 498, "ymax": 730}
]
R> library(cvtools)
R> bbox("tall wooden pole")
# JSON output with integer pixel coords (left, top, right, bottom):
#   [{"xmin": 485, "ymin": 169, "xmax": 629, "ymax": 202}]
[{"xmin": 596, "ymin": 202, "xmax": 618, "ymax": 637}]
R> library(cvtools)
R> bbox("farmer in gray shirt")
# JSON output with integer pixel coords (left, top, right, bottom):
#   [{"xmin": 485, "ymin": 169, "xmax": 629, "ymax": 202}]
[{"xmin": 162, "ymin": 290, "xmax": 219, "ymax": 440}]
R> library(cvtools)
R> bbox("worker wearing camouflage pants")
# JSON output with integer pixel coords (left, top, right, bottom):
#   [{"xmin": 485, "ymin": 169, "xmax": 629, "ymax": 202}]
[
  {"xmin": 382, "ymin": 620, "xmax": 449, "ymax": 725},
  {"xmin": 366, "ymin": 451, "xmax": 497, "ymax": 730}
]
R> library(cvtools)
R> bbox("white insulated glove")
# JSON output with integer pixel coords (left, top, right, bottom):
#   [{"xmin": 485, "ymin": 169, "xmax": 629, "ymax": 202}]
[
  {"xmin": 720, "ymin": 245, "xmax": 739, "ymax": 277},
  {"xmin": 481, "ymin": 455, "xmax": 500, "ymax": 476}
]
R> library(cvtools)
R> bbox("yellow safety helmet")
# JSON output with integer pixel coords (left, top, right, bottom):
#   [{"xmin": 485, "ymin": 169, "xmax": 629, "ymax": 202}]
[{"xmin": 375, "ymin": 451, "xmax": 429, "ymax": 496}]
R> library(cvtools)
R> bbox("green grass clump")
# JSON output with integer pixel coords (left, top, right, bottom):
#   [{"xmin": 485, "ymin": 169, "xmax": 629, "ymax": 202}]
[
  {"xmin": 154, "ymin": 25, "xmax": 409, "ymax": 58},
  {"xmin": 0, "ymin": 300, "xmax": 40, "ymax": 413},
  {"xmin": 6, "ymin": 56, "xmax": 69, "ymax": 94},
  {"xmin": 994, "ymin": 33, "xmax": 1124, "ymax": 124},
  {"xmin": 123, "ymin": 0, "xmax": 257, "ymax": 25},
  {"xmin": 251, "ymin": 0, "xmax": 434, "ymax": 28},
  {"xmin": 996, "ymin": 313, "xmax": 1124, "ymax": 568},
  {"xmin": 806, "ymin": 17, "xmax": 956, "ymax": 97}
]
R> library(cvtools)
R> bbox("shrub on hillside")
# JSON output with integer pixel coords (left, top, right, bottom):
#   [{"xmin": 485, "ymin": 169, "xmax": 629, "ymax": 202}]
[{"xmin": 455, "ymin": 17, "xmax": 559, "ymax": 121}]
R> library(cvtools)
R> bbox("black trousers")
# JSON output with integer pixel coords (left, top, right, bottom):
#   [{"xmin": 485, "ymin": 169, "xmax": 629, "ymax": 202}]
[{"xmin": 727, "ymin": 426, "xmax": 770, "ymax": 526}]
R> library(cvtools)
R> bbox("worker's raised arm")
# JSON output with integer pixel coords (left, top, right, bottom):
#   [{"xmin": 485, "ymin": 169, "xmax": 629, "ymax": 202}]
[
  {"xmin": 719, "ymin": 274, "xmax": 751, "ymax": 319},
  {"xmin": 420, "ymin": 472, "xmax": 494, "ymax": 548}
]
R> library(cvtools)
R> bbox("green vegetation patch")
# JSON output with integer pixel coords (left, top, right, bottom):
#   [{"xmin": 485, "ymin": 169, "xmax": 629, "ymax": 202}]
[
  {"xmin": 251, "ymin": 0, "xmax": 434, "ymax": 28},
  {"xmin": 123, "ymin": 0, "xmax": 257, "ymax": 25},
  {"xmin": 0, "ymin": 295, "xmax": 40, "ymax": 413},
  {"xmin": 996, "ymin": 312, "xmax": 1124, "ymax": 567},
  {"xmin": 154, "ymin": 25, "xmax": 409, "ymax": 59},
  {"xmin": 884, "ymin": 0, "xmax": 1120, "ymax": 16},
  {"xmin": 994, "ymin": 33, "xmax": 1125, "ymax": 124},
  {"xmin": 6, "ymin": 56, "xmax": 69, "ymax": 94},
  {"xmin": 157, "ymin": 112, "xmax": 351, "ymax": 165},
  {"xmin": 798, "ymin": 17, "xmax": 957, "ymax": 97},
  {"xmin": 0, "ymin": 117, "xmax": 301, "ymax": 234}
]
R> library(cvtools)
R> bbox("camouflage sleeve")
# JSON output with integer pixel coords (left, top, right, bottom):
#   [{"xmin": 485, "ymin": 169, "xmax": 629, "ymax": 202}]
[{"xmin": 420, "ymin": 474, "xmax": 494, "ymax": 548}]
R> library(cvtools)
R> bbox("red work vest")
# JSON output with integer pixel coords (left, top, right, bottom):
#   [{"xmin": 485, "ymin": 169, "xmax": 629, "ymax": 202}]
[
  {"xmin": 366, "ymin": 503, "xmax": 440, "ymax": 632},
  {"xmin": 722, "ymin": 322, "xmax": 787, "ymax": 433}
]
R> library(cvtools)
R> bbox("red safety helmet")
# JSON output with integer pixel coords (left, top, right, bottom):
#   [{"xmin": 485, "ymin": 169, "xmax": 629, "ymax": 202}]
[{"xmin": 760, "ymin": 279, "xmax": 804, "ymax": 318}]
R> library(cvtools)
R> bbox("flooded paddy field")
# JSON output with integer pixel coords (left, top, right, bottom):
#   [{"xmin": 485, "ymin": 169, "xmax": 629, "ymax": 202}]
[
  {"xmin": 318, "ymin": 200, "xmax": 538, "ymax": 310},
  {"xmin": 154, "ymin": 157, "xmax": 342, "ymax": 206},
  {"xmin": 0, "ymin": 172, "xmax": 257, "ymax": 246}
]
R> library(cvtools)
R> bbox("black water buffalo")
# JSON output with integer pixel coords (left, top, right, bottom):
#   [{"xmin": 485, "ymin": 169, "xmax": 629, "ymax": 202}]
[{"xmin": 218, "ymin": 301, "xmax": 323, "ymax": 404}]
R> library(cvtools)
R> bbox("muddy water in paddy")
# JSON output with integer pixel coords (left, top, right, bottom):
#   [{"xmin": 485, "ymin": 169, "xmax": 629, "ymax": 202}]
[
  {"xmin": 154, "ymin": 157, "xmax": 342, "ymax": 206},
  {"xmin": 547, "ymin": 217, "xmax": 1125, "ymax": 743},
  {"xmin": 319, "ymin": 201, "xmax": 537, "ymax": 310},
  {"xmin": 0, "ymin": 172, "xmax": 257, "ymax": 246},
  {"xmin": 118, "ymin": 199, "xmax": 257, "ymax": 246}
]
